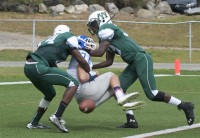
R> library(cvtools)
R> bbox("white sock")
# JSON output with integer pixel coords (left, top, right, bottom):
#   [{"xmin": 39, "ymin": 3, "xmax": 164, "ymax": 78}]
[
  {"xmin": 168, "ymin": 96, "xmax": 181, "ymax": 106},
  {"xmin": 115, "ymin": 89, "xmax": 124, "ymax": 100},
  {"xmin": 125, "ymin": 110, "xmax": 134, "ymax": 115}
]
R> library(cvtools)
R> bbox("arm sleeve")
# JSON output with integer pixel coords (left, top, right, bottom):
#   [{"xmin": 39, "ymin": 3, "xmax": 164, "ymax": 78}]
[
  {"xmin": 98, "ymin": 28, "xmax": 114, "ymax": 42},
  {"xmin": 66, "ymin": 36, "xmax": 79, "ymax": 49}
]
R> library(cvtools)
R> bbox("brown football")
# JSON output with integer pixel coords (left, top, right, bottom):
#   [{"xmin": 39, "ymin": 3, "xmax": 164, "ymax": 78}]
[{"xmin": 79, "ymin": 99, "xmax": 95, "ymax": 113}]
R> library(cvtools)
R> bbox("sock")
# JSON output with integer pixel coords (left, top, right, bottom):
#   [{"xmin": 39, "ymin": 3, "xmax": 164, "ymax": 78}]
[
  {"xmin": 126, "ymin": 113, "xmax": 136, "ymax": 123},
  {"xmin": 168, "ymin": 96, "xmax": 181, "ymax": 106},
  {"xmin": 125, "ymin": 110, "xmax": 134, "ymax": 115},
  {"xmin": 55, "ymin": 101, "xmax": 68, "ymax": 118},
  {"xmin": 113, "ymin": 86, "xmax": 124, "ymax": 100},
  {"xmin": 31, "ymin": 107, "xmax": 47, "ymax": 125}
]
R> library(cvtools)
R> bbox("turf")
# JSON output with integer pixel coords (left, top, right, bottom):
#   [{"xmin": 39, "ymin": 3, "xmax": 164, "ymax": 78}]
[{"xmin": 0, "ymin": 68, "xmax": 200, "ymax": 138}]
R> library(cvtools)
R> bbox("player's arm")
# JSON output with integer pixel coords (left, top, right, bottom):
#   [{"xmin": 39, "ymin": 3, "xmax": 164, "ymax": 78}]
[
  {"xmin": 77, "ymin": 64, "xmax": 99, "ymax": 83},
  {"xmin": 90, "ymin": 28, "xmax": 114, "ymax": 57},
  {"xmin": 71, "ymin": 49, "xmax": 90, "ymax": 73},
  {"xmin": 77, "ymin": 64, "xmax": 90, "ymax": 83},
  {"xmin": 92, "ymin": 50, "xmax": 115, "ymax": 69},
  {"xmin": 89, "ymin": 40, "xmax": 110, "ymax": 57},
  {"xmin": 67, "ymin": 36, "xmax": 90, "ymax": 73}
]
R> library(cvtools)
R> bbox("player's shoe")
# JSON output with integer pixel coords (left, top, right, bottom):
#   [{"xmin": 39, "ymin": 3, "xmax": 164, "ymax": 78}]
[
  {"xmin": 49, "ymin": 114, "xmax": 68, "ymax": 133},
  {"xmin": 178, "ymin": 102, "xmax": 195, "ymax": 125},
  {"xmin": 118, "ymin": 92, "xmax": 139, "ymax": 106},
  {"xmin": 117, "ymin": 114, "xmax": 138, "ymax": 128},
  {"xmin": 117, "ymin": 121, "xmax": 138, "ymax": 128},
  {"xmin": 122, "ymin": 101, "xmax": 145, "ymax": 111},
  {"xmin": 27, "ymin": 122, "xmax": 50, "ymax": 129}
]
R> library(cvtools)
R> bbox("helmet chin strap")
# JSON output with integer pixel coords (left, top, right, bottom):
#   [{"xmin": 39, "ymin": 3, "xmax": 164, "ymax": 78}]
[{"xmin": 88, "ymin": 28, "xmax": 95, "ymax": 35}]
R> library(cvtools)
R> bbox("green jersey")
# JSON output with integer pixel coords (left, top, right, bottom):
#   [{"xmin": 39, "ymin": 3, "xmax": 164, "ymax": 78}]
[
  {"xmin": 98, "ymin": 23, "xmax": 145, "ymax": 64},
  {"xmin": 32, "ymin": 32, "xmax": 79, "ymax": 66}
]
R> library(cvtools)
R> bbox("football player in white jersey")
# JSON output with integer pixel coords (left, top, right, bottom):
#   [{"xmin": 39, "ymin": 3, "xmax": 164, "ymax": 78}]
[{"xmin": 67, "ymin": 35, "xmax": 145, "ymax": 127}]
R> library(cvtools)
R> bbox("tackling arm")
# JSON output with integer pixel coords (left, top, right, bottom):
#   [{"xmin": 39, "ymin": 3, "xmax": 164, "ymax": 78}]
[
  {"xmin": 77, "ymin": 64, "xmax": 99, "ymax": 83},
  {"xmin": 90, "ymin": 41, "xmax": 110, "ymax": 57},
  {"xmin": 92, "ymin": 50, "xmax": 115, "ymax": 69},
  {"xmin": 77, "ymin": 64, "xmax": 90, "ymax": 83}
]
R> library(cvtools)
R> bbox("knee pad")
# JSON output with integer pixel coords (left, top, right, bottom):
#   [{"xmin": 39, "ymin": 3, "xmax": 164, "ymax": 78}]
[{"xmin": 152, "ymin": 91, "xmax": 165, "ymax": 102}]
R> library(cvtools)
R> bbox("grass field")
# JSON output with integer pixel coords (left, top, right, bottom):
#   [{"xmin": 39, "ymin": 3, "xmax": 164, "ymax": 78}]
[
  {"xmin": 0, "ymin": 49, "xmax": 200, "ymax": 63},
  {"xmin": 0, "ymin": 67, "xmax": 200, "ymax": 138}
]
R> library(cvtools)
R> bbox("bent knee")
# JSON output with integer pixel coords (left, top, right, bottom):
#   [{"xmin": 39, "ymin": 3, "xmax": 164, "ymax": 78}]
[
  {"xmin": 45, "ymin": 92, "xmax": 56, "ymax": 101},
  {"xmin": 152, "ymin": 91, "xmax": 165, "ymax": 101}
]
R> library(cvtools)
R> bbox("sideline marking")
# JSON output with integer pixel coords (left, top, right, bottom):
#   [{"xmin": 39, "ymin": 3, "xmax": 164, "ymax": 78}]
[
  {"xmin": 0, "ymin": 74, "xmax": 200, "ymax": 85},
  {"xmin": 155, "ymin": 74, "xmax": 200, "ymax": 77},
  {"xmin": 124, "ymin": 123, "xmax": 200, "ymax": 138},
  {"xmin": 0, "ymin": 81, "xmax": 31, "ymax": 85}
]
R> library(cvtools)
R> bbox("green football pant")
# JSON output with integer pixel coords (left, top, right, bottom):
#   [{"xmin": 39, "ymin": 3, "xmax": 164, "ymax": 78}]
[
  {"xmin": 119, "ymin": 52, "xmax": 157, "ymax": 100},
  {"xmin": 24, "ymin": 58, "xmax": 79, "ymax": 101}
]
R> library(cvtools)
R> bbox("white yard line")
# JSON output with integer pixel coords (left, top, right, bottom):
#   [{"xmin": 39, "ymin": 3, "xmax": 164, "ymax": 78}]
[
  {"xmin": 124, "ymin": 123, "xmax": 200, "ymax": 138},
  {"xmin": 0, "ymin": 81, "xmax": 31, "ymax": 85},
  {"xmin": 154, "ymin": 74, "xmax": 200, "ymax": 77}
]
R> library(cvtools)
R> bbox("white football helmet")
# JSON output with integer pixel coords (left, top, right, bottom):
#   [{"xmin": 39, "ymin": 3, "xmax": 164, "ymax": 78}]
[
  {"xmin": 53, "ymin": 25, "xmax": 70, "ymax": 35},
  {"xmin": 87, "ymin": 10, "xmax": 112, "ymax": 35}
]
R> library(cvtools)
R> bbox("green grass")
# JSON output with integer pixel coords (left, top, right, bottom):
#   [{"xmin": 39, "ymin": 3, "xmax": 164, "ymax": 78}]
[
  {"xmin": 0, "ymin": 49, "xmax": 200, "ymax": 63},
  {"xmin": 0, "ymin": 67, "xmax": 200, "ymax": 138}
]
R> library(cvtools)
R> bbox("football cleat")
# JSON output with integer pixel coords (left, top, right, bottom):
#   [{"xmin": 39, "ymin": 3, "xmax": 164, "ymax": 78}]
[
  {"xmin": 117, "ymin": 114, "xmax": 138, "ymax": 128},
  {"xmin": 118, "ymin": 92, "xmax": 139, "ymax": 106},
  {"xmin": 117, "ymin": 121, "xmax": 138, "ymax": 128},
  {"xmin": 27, "ymin": 122, "xmax": 50, "ymax": 129},
  {"xmin": 122, "ymin": 101, "xmax": 145, "ymax": 111},
  {"xmin": 178, "ymin": 102, "xmax": 195, "ymax": 125},
  {"xmin": 49, "ymin": 114, "xmax": 68, "ymax": 133}
]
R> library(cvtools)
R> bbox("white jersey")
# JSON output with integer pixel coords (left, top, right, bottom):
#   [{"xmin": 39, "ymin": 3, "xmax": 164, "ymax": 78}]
[{"xmin": 67, "ymin": 49, "xmax": 93, "ymax": 80}]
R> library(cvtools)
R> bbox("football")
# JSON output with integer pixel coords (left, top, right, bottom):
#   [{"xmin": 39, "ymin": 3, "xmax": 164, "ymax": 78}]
[{"xmin": 79, "ymin": 99, "xmax": 95, "ymax": 113}]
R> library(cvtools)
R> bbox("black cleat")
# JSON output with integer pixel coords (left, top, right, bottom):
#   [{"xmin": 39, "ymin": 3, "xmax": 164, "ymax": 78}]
[
  {"xmin": 178, "ymin": 102, "xmax": 195, "ymax": 125},
  {"xmin": 117, "ymin": 121, "xmax": 138, "ymax": 128},
  {"xmin": 118, "ymin": 114, "xmax": 138, "ymax": 128}
]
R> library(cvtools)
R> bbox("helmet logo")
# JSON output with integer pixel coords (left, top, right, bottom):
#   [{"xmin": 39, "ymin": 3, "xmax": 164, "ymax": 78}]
[{"xmin": 97, "ymin": 12, "xmax": 108, "ymax": 23}]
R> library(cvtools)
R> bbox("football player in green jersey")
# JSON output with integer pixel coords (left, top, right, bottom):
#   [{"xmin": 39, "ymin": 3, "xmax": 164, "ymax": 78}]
[
  {"xmin": 87, "ymin": 10, "xmax": 195, "ymax": 128},
  {"xmin": 24, "ymin": 25, "xmax": 90, "ymax": 133}
]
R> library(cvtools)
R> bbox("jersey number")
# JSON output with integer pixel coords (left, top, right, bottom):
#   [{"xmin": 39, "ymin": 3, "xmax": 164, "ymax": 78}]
[{"xmin": 45, "ymin": 35, "xmax": 57, "ymax": 44}]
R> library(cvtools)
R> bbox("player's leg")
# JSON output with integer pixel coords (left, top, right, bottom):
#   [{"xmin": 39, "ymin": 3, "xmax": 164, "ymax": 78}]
[
  {"xmin": 27, "ymin": 82, "xmax": 55, "ymax": 129},
  {"xmin": 76, "ymin": 72, "xmax": 114, "ymax": 106},
  {"xmin": 135, "ymin": 52, "xmax": 194, "ymax": 125},
  {"xmin": 119, "ymin": 65, "xmax": 138, "ymax": 93},
  {"xmin": 95, "ymin": 88, "xmax": 113, "ymax": 107},
  {"xmin": 119, "ymin": 68, "xmax": 140, "ymax": 128},
  {"xmin": 24, "ymin": 62, "xmax": 53, "ymax": 129},
  {"xmin": 76, "ymin": 72, "xmax": 140, "ymax": 108},
  {"xmin": 110, "ymin": 73, "xmax": 139, "ymax": 105},
  {"xmin": 45, "ymin": 67, "xmax": 79, "ymax": 132},
  {"xmin": 75, "ymin": 72, "xmax": 135, "ymax": 112}
]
